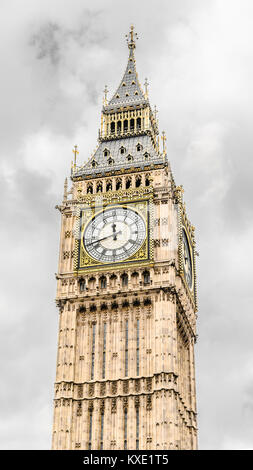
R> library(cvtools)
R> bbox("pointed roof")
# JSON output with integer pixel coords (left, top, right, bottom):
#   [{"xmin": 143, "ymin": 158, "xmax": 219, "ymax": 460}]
[{"xmin": 104, "ymin": 26, "xmax": 148, "ymax": 111}]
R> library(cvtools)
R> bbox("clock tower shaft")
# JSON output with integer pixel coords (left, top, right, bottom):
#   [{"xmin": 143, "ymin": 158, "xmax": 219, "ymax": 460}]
[{"xmin": 52, "ymin": 27, "xmax": 198, "ymax": 450}]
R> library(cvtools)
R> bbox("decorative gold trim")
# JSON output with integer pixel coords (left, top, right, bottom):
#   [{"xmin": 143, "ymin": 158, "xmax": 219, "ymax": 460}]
[
  {"xmin": 75, "ymin": 197, "xmax": 153, "ymax": 274},
  {"xmin": 176, "ymin": 187, "xmax": 197, "ymax": 310}
]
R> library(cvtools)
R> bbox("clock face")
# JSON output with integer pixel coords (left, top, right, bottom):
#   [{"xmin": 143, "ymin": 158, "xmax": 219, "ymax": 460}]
[
  {"xmin": 83, "ymin": 206, "xmax": 146, "ymax": 263},
  {"xmin": 182, "ymin": 228, "xmax": 193, "ymax": 289}
]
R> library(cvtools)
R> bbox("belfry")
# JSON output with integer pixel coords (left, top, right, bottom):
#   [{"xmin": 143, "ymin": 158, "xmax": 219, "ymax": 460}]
[{"xmin": 52, "ymin": 26, "xmax": 198, "ymax": 450}]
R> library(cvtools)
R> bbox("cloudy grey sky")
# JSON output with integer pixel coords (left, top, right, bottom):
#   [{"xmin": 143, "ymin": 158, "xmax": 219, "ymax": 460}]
[{"xmin": 1, "ymin": 0, "xmax": 253, "ymax": 450}]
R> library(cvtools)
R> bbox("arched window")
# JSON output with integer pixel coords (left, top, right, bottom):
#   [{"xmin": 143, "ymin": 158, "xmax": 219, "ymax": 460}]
[
  {"xmin": 127, "ymin": 154, "xmax": 133, "ymax": 162},
  {"xmin": 124, "ymin": 120, "xmax": 128, "ymax": 132},
  {"xmin": 108, "ymin": 158, "xmax": 114, "ymax": 166},
  {"xmin": 126, "ymin": 178, "xmax": 132, "ymax": 189},
  {"xmin": 110, "ymin": 122, "xmax": 115, "ymax": 134},
  {"xmin": 144, "ymin": 152, "xmax": 150, "ymax": 160},
  {"xmin": 136, "ymin": 176, "xmax": 141, "ymax": 188},
  {"xmin": 130, "ymin": 119, "xmax": 134, "ymax": 131},
  {"xmin": 120, "ymin": 146, "xmax": 126, "ymax": 155},
  {"xmin": 121, "ymin": 273, "xmax": 128, "ymax": 287},
  {"xmin": 110, "ymin": 274, "xmax": 117, "ymax": 288},
  {"xmin": 136, "ymin": 143, "xmax": 143, "ymax": 152},
  {"xmin": 88, "ymin": 277, "xmax": 96, "ymax": 289},
  {"xmin": 117, "ymin": 121, "xmax": 122, "ymax": 134},
  {"xmin": 100, "ymin": 276, "xmax": 107, "ymax": 289},
  {"xmin": 143, "ymin": 271, "xmax": 150, "ymax": 285},
  {"xmin": 91, "ymin": 160, "xmax": 97, "ymax": 168},
  {"xmin": 131, "ymin": 272, "xmax": 139, "ymax": 285},
  {"xmin": 106, "ymin": 180, "xmax": 112, "ymax": 192},
  {"xmin": 116, "ymin": 179, "xmax": 122, "ymax": 190},
  {"xmin": 96, "ymin": 182, "xmax": 103, "ymax": 193},
  {"xmin": 103, "ymin": 149, "xmax": 110, "ymax": 157},
  {"xmin": 145, "ymin": 177, "xmax": 150, "ymax": 187},
  {"xmin": 87, "ymin": 184, "xmax": 93, "ymax": 194},
  {"xmin": 137, "ymin": 118, "xmax": 141, "ymax": 130},
  {"xmin": 79, "ymin": 279, "xmax": 86, "ymax": 292}
]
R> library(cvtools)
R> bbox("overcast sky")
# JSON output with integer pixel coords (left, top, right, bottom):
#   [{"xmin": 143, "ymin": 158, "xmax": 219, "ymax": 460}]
[{"xmin": 1, "ymin": 0, "xmax": 253, "ymax": 450}]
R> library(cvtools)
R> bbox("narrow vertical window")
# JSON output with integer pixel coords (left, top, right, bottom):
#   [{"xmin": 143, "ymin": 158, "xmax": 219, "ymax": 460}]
[
  {"xmin": 102, "ymin": 323, "xmax": 106, "ymax": 379},
  {"xmin": 100, "ymin": 412, "xmax": 104, "ymax": 450},
  {"xmin": 124, "ymin": 408, "xmax": 127, "ymax": 450},
  {"xmin": 136, "ymin": 407, "xmax": 139, "ymax": 450},
  {"xmin": 125, "ymin": 320, "xmax": 128, "ymax": 377},
  {"xmin": 136, "ymin": 319, "xmax": 140, "ymax": 376},
  {"xmin": 91, "ymin": 324, "xmax": 96, "ymax": 380},
  {"xmin": 88, "ymin": 410, "xmax": 93, "ymax": 450}
]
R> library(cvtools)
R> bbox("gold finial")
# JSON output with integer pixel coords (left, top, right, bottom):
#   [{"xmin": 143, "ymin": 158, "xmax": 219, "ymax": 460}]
[
  {"xmin": 103, "ymin": 85, "xmax": 108, "ymax": 105},
  {"xmin": 161, "ymin": 131, "xmax": 167, "ymax": 155},
  {"xmin": 144, "ymin": 78, "xmax": 149, "ymax": 98},
  {"xmin": 126, "ymin": 25, "xmax": 138, "ymax": 49},
  {"xmin": 72, "ymin": 145, "xmax": 79, "ymax": 168}
]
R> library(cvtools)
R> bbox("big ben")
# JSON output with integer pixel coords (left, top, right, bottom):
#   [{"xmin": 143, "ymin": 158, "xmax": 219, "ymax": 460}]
[{"xmin": 52, "ymin": 26, "xmax": 198, "ymax": 450}]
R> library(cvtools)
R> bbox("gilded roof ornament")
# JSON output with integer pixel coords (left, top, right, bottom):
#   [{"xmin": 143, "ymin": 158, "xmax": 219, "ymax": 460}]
[{"xmin": 126, "ymin": 25, "xmax": 138, "ymax": 50}]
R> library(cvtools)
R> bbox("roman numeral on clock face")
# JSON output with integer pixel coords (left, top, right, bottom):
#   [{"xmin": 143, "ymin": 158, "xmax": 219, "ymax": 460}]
[{"xmin": 83, "ymin": 206, "xmax": 147, "ymax": 263}]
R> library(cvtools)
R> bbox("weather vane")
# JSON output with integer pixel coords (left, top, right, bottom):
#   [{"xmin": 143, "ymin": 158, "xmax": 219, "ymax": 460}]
[{"xmin": 126, "ymin": 25, "xmax": 138, "ymax": 49}]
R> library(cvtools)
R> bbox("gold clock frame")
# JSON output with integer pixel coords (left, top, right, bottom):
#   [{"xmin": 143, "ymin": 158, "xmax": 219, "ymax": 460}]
[
  {"xmin": 74, "ymin": 197, "xmax": 154, "ymax": 274},
  {"xmin": 176, "ymin": 187, "xmax": 197, "ymax": 310}
]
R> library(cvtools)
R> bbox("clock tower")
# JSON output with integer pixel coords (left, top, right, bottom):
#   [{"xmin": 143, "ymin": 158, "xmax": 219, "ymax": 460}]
[{"xmin": 52, "ymin": 26, "xmax": 198, "ymax": 450}]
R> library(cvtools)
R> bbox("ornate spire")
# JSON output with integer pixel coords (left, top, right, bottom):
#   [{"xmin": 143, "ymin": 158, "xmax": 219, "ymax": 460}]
[{"xmin": 106, "ymin": 25, "xmax": 147, "ymax": 109}]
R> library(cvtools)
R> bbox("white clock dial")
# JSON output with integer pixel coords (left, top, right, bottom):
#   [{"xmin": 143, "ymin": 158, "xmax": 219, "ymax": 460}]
[
  {"xmin": 182, "ymin": 228, "xmax": 193, "ymax": 289},
  {"xmin": 83, "ymin": 206, "xmax": 146, "ymax": 263}
]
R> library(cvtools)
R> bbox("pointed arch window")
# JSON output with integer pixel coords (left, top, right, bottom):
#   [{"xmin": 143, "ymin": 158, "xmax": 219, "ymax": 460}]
[
  {"xmin": 124, "ymin": 120, "xmax": 128, "ymax": 132},
  {"xmin": 96, "ymin": 182, "xmax": 103, "ymax": 193},
  {"xmin": 122, "ymin": 82, "xmax": 126, "ymax": 87},
  {"xmin": 137, "ymin": 118, "xmax": 141, "ymax": 130},
  {"xmin": 103, "ymin": 149, "xmax": 110, "ymax": 157},
  {"xmin": 136, "ymin": 143, "xmax": 143, "ymax": 152},
  {"xmin": 100, "ymin": 276, "xmax": 107, "ymax": 289},
  {"xmin": 121, "ymin": 273, "xmax": 128, "ymax": 287},
  {"xmin": 87, "ymin": 183, "xmax": 93, "ymax": 194},
  {"xmin": 116, "ymin": 179, "xmax": 122, "ymax": 190},
  {"xmin": 108, "ymin": 158, "xmax": 114, "ymax": 166},
  {"xmin": 126, "ymin": 177, "xmax": 132, "ymax": 189},
  {"xmin": 106, "ymin": 180, "xmax": 112, "ymax": 191},
  {"xmin": 130, "ymin": 119, "xmax": 134, "ymax": 130},
  {"xmin": 120, "ymin": 146, "xmax": 126, "ymax": 155},
  {"xmin": 136, "ymin": 176, "xmax": 141, "ymax": 188},
  {"xmin": 117, "ymin": 121, "xmax": 122, "ymax": 134},
  {"xmin": 143, "ymin": 271, "xmax": 150, "ymax": 285},
  {"xmin": 91, "ymin": 160, "xmax": 97, "ymax": 168},
  {"xmin": 110, "ymin": 122, "xmax": 115, "ymax": 134},
  {"xmin": 144, "ymin": 152, "xmax": 150, "ymax": 160}
]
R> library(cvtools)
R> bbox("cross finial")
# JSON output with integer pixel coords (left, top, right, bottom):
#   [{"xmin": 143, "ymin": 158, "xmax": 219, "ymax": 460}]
[
  {"xmin": 126, "ymin": 25, "xmax": 138, "ymax": 50},
  {"xmin": 72, "ymin": 145, "xmax": 79, "ymax": 167},
  {"xmin": 161, "ymin": 131, "xmax": 167, "ymax": 155},
  {"xmin": 103, "ymin": 85, "xmax": 108, "ymax": 105}
]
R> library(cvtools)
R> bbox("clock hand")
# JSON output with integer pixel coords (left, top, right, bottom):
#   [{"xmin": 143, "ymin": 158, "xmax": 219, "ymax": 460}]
[{"xmin": 86, "ymin": 230, "xmax": 122, "ymax": 246}]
